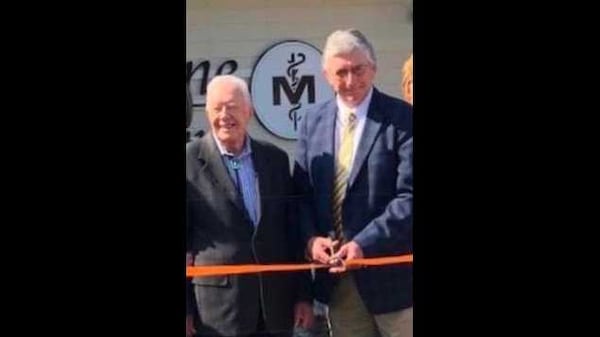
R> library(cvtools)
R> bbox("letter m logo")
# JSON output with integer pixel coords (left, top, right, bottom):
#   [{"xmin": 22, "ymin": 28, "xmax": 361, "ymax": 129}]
[{"xmin": 272, "ymin": 76, "xmax": 316, "ymax": 105}]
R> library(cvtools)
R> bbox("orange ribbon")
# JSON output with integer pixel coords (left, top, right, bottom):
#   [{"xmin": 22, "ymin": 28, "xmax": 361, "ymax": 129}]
[{"xmin": 187, "ymin": 254, "xmax": 412, "ymax": 277}]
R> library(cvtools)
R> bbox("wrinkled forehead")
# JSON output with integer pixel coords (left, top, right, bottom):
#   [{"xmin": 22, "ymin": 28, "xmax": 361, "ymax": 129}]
[
  {"xmin": 325, "ymin": 51, "xmax": 374, "ymax": 72},
  {"xmin": 207, "ymin": 82, "xmax": 245, "ymax": 105}
]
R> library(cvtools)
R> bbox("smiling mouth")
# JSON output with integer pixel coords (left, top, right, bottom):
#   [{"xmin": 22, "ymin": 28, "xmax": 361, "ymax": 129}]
[{"xmin": 219, "ymin": 122, "xmax": 237, "ymax": 130}]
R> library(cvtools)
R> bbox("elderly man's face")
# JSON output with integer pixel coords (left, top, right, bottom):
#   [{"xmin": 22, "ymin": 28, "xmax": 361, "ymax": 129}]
[
  {"xmin": 205, "ymin": 81, "xmax": 252, "ymax": 153},
  {"xmin": 323, "ymin": 49, "xmax": 376, "ymax": 107}
]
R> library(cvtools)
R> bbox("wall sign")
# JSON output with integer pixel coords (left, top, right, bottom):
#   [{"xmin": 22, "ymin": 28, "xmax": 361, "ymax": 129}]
[
  {"xmin": 186, "ymin": 58, "xmax": 239, "ymax": 107},
  {"xmin": 250, "ymin": 40, "xmax": 334, "ymax": 140},
  {"xmin": 186, "ymin": 40, "xmax": 335, "ymax": 140}
]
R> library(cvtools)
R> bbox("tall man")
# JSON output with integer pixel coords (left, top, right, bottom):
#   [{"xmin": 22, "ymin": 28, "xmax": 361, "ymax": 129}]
[{"xmin": 293, "ymin": 29, "xmax": 413, "ymax": 337}]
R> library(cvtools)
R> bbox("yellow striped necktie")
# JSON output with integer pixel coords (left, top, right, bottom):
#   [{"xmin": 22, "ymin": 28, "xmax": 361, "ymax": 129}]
[{"xmin": 332, "ymin": 110, "xmax": 357, "ymax": 243}]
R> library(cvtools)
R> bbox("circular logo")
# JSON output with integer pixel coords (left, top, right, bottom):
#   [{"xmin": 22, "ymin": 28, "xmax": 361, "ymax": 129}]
[{"xmin": 250, "ymin": 40, "xmax": 334, "ymax": 140}]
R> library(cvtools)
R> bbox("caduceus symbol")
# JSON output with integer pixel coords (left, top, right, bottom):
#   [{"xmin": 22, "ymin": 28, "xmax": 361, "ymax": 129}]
[{"xmin": 286, "ymin": 52, "xmax": 306, "ymax": 131}]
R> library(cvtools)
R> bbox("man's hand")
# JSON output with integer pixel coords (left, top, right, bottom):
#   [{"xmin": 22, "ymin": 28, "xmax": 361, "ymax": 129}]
[
  {"xmin": 308, "ymin": 236, "xmax": 339, "ymax": 264},
  {"xmin": 294, "ymin": 301, "xmax": 315, "ymax": 329},
  {"xmin": 186, "ymin": 314, "xmax": 196, "ymax": 337},
  {"xmin": 329, "ymin": 240, "xmax": 364, "ymax": 273}
]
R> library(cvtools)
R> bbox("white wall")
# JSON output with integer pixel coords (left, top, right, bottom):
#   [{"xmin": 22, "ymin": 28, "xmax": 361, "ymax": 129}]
[{"xmin": 187, "ymin": 0, "xmax": 412, "ymax": 163}]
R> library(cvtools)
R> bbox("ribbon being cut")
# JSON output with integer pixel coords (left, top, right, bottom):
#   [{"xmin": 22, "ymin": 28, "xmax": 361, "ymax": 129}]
[{"xmin": 187, "ymin": 254, "xmax": 413, "ymax": 277}]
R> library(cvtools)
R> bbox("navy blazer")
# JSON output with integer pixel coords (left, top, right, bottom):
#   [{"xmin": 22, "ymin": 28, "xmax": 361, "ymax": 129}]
[{"xmin": 293, "ymin": 88, "xmax": 413, "ymax": 314}]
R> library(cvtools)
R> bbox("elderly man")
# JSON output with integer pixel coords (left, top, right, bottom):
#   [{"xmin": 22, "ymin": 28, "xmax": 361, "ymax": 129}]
[{"xmin": 186, "ymin": 75, "xmax": 313, "ymax": 337}]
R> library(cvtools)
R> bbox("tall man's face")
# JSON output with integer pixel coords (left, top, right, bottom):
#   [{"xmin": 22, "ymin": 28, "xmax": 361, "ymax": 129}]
[{"xmin": 323, "ymin": 49, "xmax": 376, "ymax": 107}]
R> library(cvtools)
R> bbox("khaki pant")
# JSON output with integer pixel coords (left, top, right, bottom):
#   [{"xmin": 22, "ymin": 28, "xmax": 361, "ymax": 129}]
[{"xmin": 328, "ymin": 275, "xmax": 412, "ymax": 337}]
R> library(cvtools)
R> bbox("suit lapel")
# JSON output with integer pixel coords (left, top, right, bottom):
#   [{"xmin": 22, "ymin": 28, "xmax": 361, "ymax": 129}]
[
  {"xmin": 250, "ymin": 138, "xmax": 266, "ymax": 227},
  {"xmin": 317, "ymin": 100, "xmax": 337, "ymax": 200},
  {"xmin": 348, "ymin": 89, "xmax": 385, "ymax": 188},
  {"xmin": 199, "ymin": 135, "xmax": 246, "ymax": 212}
]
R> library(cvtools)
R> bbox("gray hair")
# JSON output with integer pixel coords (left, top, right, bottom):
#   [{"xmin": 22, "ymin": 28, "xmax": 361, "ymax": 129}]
[
  {"xmin": 322, "ymin": 28, "xmax": 377, "ymax": 67},
  {"xmin": 206, "ymin": 75, "xmax": 252, "ymax": 106}
]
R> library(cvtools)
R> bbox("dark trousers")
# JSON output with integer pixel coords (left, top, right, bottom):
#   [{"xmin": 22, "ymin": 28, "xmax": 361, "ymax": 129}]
[
  {"xmin": 193, "ymin": 303, "xmax": 292, "ymax": 337},
  {"xmin": 245, "ymin": 304, "xmax": 292, "ymax": 337}
]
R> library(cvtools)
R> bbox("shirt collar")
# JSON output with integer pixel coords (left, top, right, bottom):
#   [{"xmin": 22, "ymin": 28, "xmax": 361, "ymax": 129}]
[
  {"xmin": 212, "ymin": 133, "xmax": 252, "ymax": 159},
  {"xmin": 336, "ymin": 86, "xmax": 373, "ymax": 122}
]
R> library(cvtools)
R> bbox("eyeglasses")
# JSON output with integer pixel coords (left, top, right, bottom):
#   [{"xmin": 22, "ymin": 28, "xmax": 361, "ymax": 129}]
[{"xmin": 334, "ymin": 64, "xmax": 371, "ymax": 79}]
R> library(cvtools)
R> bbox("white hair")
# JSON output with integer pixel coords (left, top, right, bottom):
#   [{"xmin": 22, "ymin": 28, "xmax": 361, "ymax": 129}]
[
  {"xmin": 206, "ymin": 75, "xmax": 251, "ymax": 106},
  {"xmin": 322, "ymin": 28, "xmax": 377, "ymax": 67}
]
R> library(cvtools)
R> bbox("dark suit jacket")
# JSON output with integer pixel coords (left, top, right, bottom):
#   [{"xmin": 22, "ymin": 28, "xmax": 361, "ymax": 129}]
[
  {"xmin": 293, "ymin": 88, "xmax": 413, "ymax": 314},
  {"xmin": 186, "ymin": 134, "xmax": 310, "ymax": 336}
]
